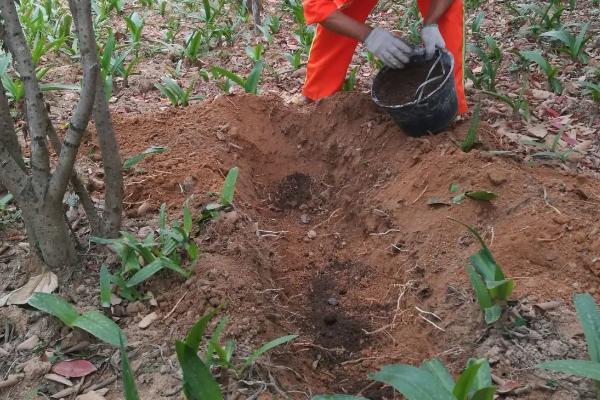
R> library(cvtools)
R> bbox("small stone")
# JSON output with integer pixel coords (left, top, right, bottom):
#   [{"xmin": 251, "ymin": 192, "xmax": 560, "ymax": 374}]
[
  {"xmin": 0, "ymin": 347, "xmax": 9, "ymax": 357},
  {"xmin": 552, "ymin": 214, "xmax": 570, "ymax": 225},
  {"xmin": 327, "ymin": 297, "xmax": 339, "ymax": 306},
  {"xmin": 223, "ymin": 211, "xmax": 239, "ymax": 224},
  {"xmin": 22, "ymin": 359, "xmax": 51, "ymax": 380},
  {"xmin": 138, "ymin": 312, "xmax": 158, "ymax": 329},
  {"xmin": 300, "ymin": 214, "xmax": 310, "ymax": 224},
  {"xmin": 487, "ymin": 171, "xmax": 507, "ymax": 186},
  {"xmin": 17, "ymin": 335, "xmax": 40, "ymax": 352},
  {"xmin": 307, "ymin": 230, "xmax": 317, "ymax": 239},
  {"xmin": 137, "ymin": 226, "xmax": 153, "ymax": 239},
  {"xmin": 126, "ymin": 302, "xmax": 143, "ymax": 315}
]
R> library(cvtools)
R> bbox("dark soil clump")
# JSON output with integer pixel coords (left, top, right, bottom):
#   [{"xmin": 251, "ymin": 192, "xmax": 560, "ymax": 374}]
[
  {"xmin": 273, "ymin": 172, "xmax": 312, "ymax": 209},
  {"xmin": 373, "ymin": 58, "xmax": 443, "ymax": 106}
]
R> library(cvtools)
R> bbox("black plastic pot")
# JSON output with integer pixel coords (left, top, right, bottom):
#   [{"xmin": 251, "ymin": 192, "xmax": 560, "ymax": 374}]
[{"xmin": 371, "ymin": 49, "xmax": 458, "ymax": 137}]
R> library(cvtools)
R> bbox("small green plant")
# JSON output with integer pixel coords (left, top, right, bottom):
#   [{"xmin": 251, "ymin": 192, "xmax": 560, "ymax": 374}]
[
  {"xmin": 466, "ymin": 36, "xmax": 501, "ymax": 92},
  {"xmin": 538, "ymin": 293, "xmax": 600, "ymax": 399},
  {"xmin": 155, "ymin": 76, "xmax": 199, "ymax": 107},
  {"xmin": 343, "ymin": 66, "xmax": 359, "ymax": 92},
  {"xmin": 200, "ymin": 166, "xmax": 238, "ymax": 223},
  {"xmin": 529, "ymin": 127, "xmax": 575, "ymax": 162},
  {"xmin": 519, "ymin": 50, "xmax": 562, "ymax": 94},
  {"xmin": 123, "ymin": 145, "xmax": 167, "ymax": 171},
  {"xmin": 461, "ymin": 103, "xmax": 480, "ymax": 152},
  {"xmin": 580, "ymin": 81, "xmax": 600, "ymax": 103},
  {"xmin": 314, "ymin": 358, "xmax": 496, "ymax": 400},
  {"xmin": 541, "ymin": 23, "xmax": 591, "ymax": 64},
  {"xmin": 0, "ymin": 193, "xmax": 21, "ymax": 228},
  {"xmin": 211, "ymin": 61, "xmax": 264, "ymax": 94},
  {"xmin": 482, "ymin": 84, "xmax": 530, "ymax": 121},
  {"xmin": 177, "ymin": 309, "xmax": 297, "ymax": 399},
  {"xmin": 183, "ymin": 30, "xmax": 203, "ymax": 63},
  {"xmin": 451, "ymin": 219, "xmax": 513, "ymax": 324},
  {"xmin": 124, "ymin": 12, "xmax": 144, "ymax": 49},
  {"xmin": 284, "ymin": 51, "xmax": 302, "ymax": 70},
  {"xmin": 92, "ymin": 203, "xmax": 198, "ymax": 301},
  {"xmin": 245, "ymin": 44, "xmax": 264, "ymax": 63}
]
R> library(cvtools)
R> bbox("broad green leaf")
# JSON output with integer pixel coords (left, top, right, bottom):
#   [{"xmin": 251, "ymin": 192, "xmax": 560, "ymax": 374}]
[
  {"xmin": 123, "ymin": 146, "xmax": 166, "ymax": 170},
  {"xmin": 538, "ymin": 360, "xmax": 600, "ymax": 381},
  {"xmin": 125, "ymin": 258, "xmax": 164, "ymax": 287},
  {"xmin": 487, "ymin": 279, "xmax": 514, "ymax": 301},
  {"xmin": 100, "ymin": 265, "xmax": 111, "ymax": 308},
  {"xmin": 40, "ymin": 83, "xmax": 81, "ymax": 92},
  {"xmin": 160, "ymin": 256, "xmax": 191, "ymax": 278},
  {"xmin": 120, "ymin": 337, "xmax": 140, "ymax": 400},
  {"xmin": 245, "ymin": 61, "xmax": 264, "ymax": 94},
  {"xmin": 468, "ymin": 265, "xmax": 492, "ymax": 310},
  {"xmin": 452, "ymin": 193, "xmax": 466, "ymax": 204},
  {"xmin": 421, "ymin": 359, "xmax": 455, "ymax": 392},
  {"xmin": 186, "ymin": 309, "xmax": 219, "ymax": 351},
  {"xmin": 466, "ymin": 358, "xmax": 492, "ymax": 392},
  {"xmin": 540, "ymin": 29, "xmax": 574, "ymax": 48},
  {"xmin": 471, "ymin": 386, "xmax": 496, "ymax": 400},
  {"xmin": 465, "ymin": 191, "xmax": 497, "ymax": 201},
  {"xmin": 183, "ymin": 203, "xmax": 193, "ymax": 236},
  {"xmin": 484, "ymin": 305, "xmax": 502, "ymax": 325},
  {"xmin": 574, "ymin": 293, "xmax": 600, "ymax": 363},
  {"xmin": 449, "ymin": 183, "xmax": 459, "ymax": 193},
  {"xmin": 313, "ymin": 396, "xmax": 368, "ymax": 400},
  {"xmin": 29, "ymin": 293, "xmax": 79, "ymax": 326},
  {"xmin": 242, "ymin": 335, "xmax": 297, "ymax": 368},
  {"xmin": 370, "ymin": 364, "xmax": 455, "ymax": 400},
  {"xmin": 453, "ymin": 359, "xmax": 483, "ymax": 400},
  {"xmin": 211, "ymin": 66, "xmax": 246, "ymax": 87},
  {"xmin": 221, "ymin": 167, "xmax": 239, "ymax": 206},
  {"xmin": 74, "ymin": 311, "xmax": 126, "ymax": 346},
  {"xmin": 176, "ymin": 341, "xmax": 223, "ymax": 400},
  {"xmin": 461, "ymin": 103, "xmax": 480, "ymax": 152}
]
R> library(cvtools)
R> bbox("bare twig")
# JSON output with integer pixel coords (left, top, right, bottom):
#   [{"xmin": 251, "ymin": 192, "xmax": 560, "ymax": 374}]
[
  {"xmin": 412, "ymin": 185, "xmax": 429, "ymax": 204},
  {"xmin": 163, "ymin": 290, "xmax": 189, "ymax": 320},
  {"xmin": 543, "ymin": 186, "xmax": 561, "ymax": 215},
  {"xmin": 418, "ymin": 314, "xmax": 446, "ymax": 332},
  {"xmin": 369, "ymin": 229, "xmax": 401, "ymax": 236}
]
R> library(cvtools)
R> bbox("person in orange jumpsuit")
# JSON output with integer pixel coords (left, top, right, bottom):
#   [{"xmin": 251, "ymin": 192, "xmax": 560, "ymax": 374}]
[{"xmin": 302, "ymin": 0, "xmax": 467, "ymax": 114}]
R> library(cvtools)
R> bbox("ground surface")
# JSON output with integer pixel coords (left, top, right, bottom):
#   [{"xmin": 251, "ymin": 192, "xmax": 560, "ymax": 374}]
[{"xmin": 1, "ymin": 0, "xmax": 600, "ymax": 399}]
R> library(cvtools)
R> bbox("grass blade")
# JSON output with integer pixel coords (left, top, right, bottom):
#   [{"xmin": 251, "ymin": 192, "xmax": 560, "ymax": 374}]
[
  {"xmin": 176, "ymin": 341, "xmax": 223, "ymax": 400},
  {"xmin": 186, "ymin": 308, "xmax": 219, "ymax": 351},
  {"xmin": 538, "ymin": 360, "xmax": 600, "ymax": 381},
  {"xmin": 100, "ymin": 265, "xmax": 111, "ymax": 308},
  {"xmin": 467, "ymin": 265, "xmax": 492, "ymax": 310},
  {"xmin": 120, "ymin": 336, "xmax": 140, "ymax": 400},
  {"xmin": 221, "ymin": 167, "xmax": 239, "ymax": 206},
  {"xmin": 453, "ymin": 359, "xmax": 483, "ymax": 400},
  {"xmin": 466, "ymin": 190, "xmax": 497, "ymax": 201},
  {"xmin": 125, "ymin": 258, "xmax": 164, "ymax": 287},
  {"xmin": 28, "ymin": 293, "xmax": 79, "ymax": 326},
  {"xmin": 461, "ymin": 103, "xmax": 480, "ymax": 152},
  {"xmin": 74, "ymin": 311, "xmax": 126, "ymax": 346},
  {"xmin": 242, "ymin": 334, "xmax": 297, "ymax": 368},
  {"xmin": 574, "ymin": 293, "xmax": 600, "ymax": 363}
]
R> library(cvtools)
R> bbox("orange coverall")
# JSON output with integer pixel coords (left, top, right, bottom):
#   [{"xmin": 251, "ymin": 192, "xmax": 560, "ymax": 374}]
[{"xmin": 302, "ymin": 0, "xmax": 467, "ymax": 114}]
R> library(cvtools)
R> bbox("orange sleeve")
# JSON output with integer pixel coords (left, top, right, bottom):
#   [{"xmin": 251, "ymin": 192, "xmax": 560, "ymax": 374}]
[{"xmin": 303, "ymin": 0, "xmax": 338, "ymax": 24}]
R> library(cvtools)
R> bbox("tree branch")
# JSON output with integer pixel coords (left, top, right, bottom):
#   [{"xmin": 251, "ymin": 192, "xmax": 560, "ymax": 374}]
[
  {"xmin": 48, "ymin": 0, "xmax": 98, "ymax": 201},
  {"xmin": 0, "ymin": 1, "xmax": 51, "ymax": 196}
]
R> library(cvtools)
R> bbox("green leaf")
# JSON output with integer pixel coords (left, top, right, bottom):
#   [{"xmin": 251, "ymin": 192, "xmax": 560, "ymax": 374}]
[
  {"xmin": 125, "ymin": 258, "xmax": 164, "ymax": 287},
  {"xmin": 467, "ymin": 265, "xmax": 492, "ymax": 310},
  {"xmin": 183, "ymin": 203, "xmax": 193, "ymax": 236},
  {"xmin": 185, "ymin": 309, "xmax": 219, "ymax": 351},
  {"xmin": 176, "ymin": 341, "xmax": 223, "ymax": 400},
  {"xmin": 28, "ymin": 293, "xmax": 79, "ymax": 326},
  {"xmin": 453, "ymin": 359, "xmax": 483, "ymax": 400},
  {"xmin": 484, "ymin": 305, "xmax": 502, "ymax": 324},
  {"xmin": 452, "ymin": 193, "xmax": 466, "ymax": 204},
  {"xmin": 574, "ymin": 293, "xmax": 600, "ymax": 363},
  {"xmin": 120, "ymin": 337, "xmax": 140, "ymax": 400},
  {"xmin": 221, "ymin": 167, "xmax": 239, "ymax": 206},
  {"xmin": 465, "ymin": 191, "xmax": 497, "ymax": 201},
  {"xmin": 245, "ymin": 61, "xmax": 263, "ymax": 93},
  {"xmin": 211, "ymin": 66, "xmax": 246, "ymax": 87},
  {"xmin": 420, "ymin": 359, "xmax": 455, "ymax": 392},
  {"xmin": 466, "ymin": 358, "xmax": 493, "ymax": 392},
  {"xmin": 0, "ymin": 193, "xmax": 13, "ymax": 209},
  {"xmin": 100, "ymin": 265, "xmax": 111, "ymax": 308},
  {"xmin": 538, "ymin": 360, "xmax": 600, "ymax": 381},
  {"xmin": 449, "ymin": 183, "xmax": 459, "ymax": 193},
  {"xmin": 74, "ymin": 311, "xmax": 126, "ymax": 346},
  {"xmin": 313, "ymin": 396, "xmax": 368, "ymax": 400},
  {"xmin": 471, "ymin": 387, "xmax": 497, "ymax": 400},
  {"xmin": 40, "ymin": 83, "xmax": 81, "ymax": 92},
  {"xmin": 540, "ymin": 29, "xmax": 574, "ymax": 48},
  {"xmin": 242, "ymin": 335, "xmax": 297, "ymax": 368},
  {"xmin": 370, "ymin": 364, "xmax": 455, "ymax": 400},
  {"xmin": 461, "ymin": 103, "xmax": 480, "ymax": 152},
  {"xmin": 123, "ymin": 146, "xmax": 167, "ymax": 170}
]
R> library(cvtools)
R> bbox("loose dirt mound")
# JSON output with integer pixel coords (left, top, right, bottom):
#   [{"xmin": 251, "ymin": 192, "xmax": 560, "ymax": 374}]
[{"xmin": 102, "ymin": 93, "xmax": 600, "ymax": 398}]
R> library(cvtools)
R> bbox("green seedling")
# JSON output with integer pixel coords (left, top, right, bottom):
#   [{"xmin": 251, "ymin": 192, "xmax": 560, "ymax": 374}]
[
  {"xmin": 284, "ymin": 51, "xmax": 302, "ymax": 70},
  {"xmin": 123, "ymin": 145, "xmax": 167, "ymax": 171},
  {"xmin": 519, "ymin": 50, "xmax": 562, "ymax": 94},
  {"xmin": 538, "ymin": 293, "xmax": 600, "ymax": 399},
  {"xmin": 155, "ymin": 76, "xmax": 199, "ymax": 107},
  {"xmin": 183, "ymin": 30, "xmax": 203, "ymax": 63},
  {"xmin": 529, "ymin": 127, "xmax": 575, "ymax": 162},
  {"xmin": 580, "ymin": 81, "xmax": 600, "ymax": 103},
  {"xmin": 471, "ymin": 11, "xmax": 485, "ymax": 36},
  {"xmin": 266, "ymin": 15, "xmax": 281, "ymax": 33},
  {"xmin": 121, "ymin": 336, "xmax": 140, "ymax": 400},
  {"xmin": 343, "ymin": 66, "xmax": 359, "ymax": 92},
  {"xmin": 245, "ymin": 44, "xmax": 264, "ymax": 63},
  {"xmin": 314, "ymin": 358, "xmax": 496, "ymax": 400},
  {"xmin": 29, "ymin": 293, "xmax": 125, "ymax": 346},
  {"xmin": 211, "ymin": 61, "xmax": 264, "ymax": 94},
  {"xmin": 177, "ymin": 309, "xmax": 296, "ymax": 400},
  {"xmin": 466, "ymin": 36, "xmax": 501, "ymax": 91},
  {"xmin": 294, "ymin": 24, "xmax": 316, "ymax": 55},
  {"xmin": 200, "ymin": 166, "xmax": 239, "ymax": 223},
  {"xmin": 450, "ymin": 219, "xmax": 513, "ymax": 324},
  {"xmin": 482, "ymin": 85, "xmax": 530, "ymax": 121},
  {"xmin": 541, "ymin": 23, "xmax": 591, "ymax": 64},
  {"xmin": 159, "ymin": 0, "xmax": 167, "ymax": 16},
  {"xmin": 461, "ymin": 103, "xmax": 480, "ymax": 152},
  {"xmin": 125, "ymin": 12, "xmax": 144, "ymax": 49},
  {"xmin": 92, "ymin": 203, "xmax": 198, "ymax": 301}
]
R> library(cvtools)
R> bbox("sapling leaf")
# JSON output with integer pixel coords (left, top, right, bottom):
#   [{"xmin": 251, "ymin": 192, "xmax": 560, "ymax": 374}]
[
  {"xmin": 100, "ymin": 265, "xmax": 111, "ymax": 308},
  {"xmin": 221, "ymin": 167, "xmax": 239, "ymax": 206},
  {"xmin": 185, "ymin": 308, "xmax": 219, "ymax": 351},
  {"xmin": 453, "ymin": 193, "xmax": 466, "ymax": 204},
  {"xmin": 241, "ymin": 334, "xmax": 297, "ymax": 369},
  {"xmin": 29, "ymin": 293, "xmax": 79, "ymax": 326},
  {"xmin": 538, "ymin": 360, "xmax": 600, "ymax": 381},
  {"xmin": 449, "ymin": 183, "xmax": 459, "ymax": 193},
  {"xmin": 466, "ymin": 358, "xmax": 493, "ymax": 392},
  {"xmin": 0, "ymin": 193, "xmax": 13, "ymax": 209},
  {"xmin": 467, "ymin": 266, "xmax": 493, "ymax": 310},
  {"xmin": 465, "ymin": 191, "xmax": 497, "ymax": 201},
  {"xmin": 125, "ymin": 258, "xmax": 164, "ymax": 287},
  {"xmin": 123, "ymin": 146, "xmax": 167, "ymax": 170},
  {"xmin": 484, "ymin": 305, "xmax": 502, "ymax": 324},
  {"xmin": 574, "ymin": 293, "xmax": 600, "ymax": 363},
  {"xmin": 73, "ymin": 311, "xmax": 126, "ymax": 346},
  {"xmin": 453, "ymin": 358, "xmax": 483, "ymax": 400},
  {"xmin": 461, "ymin": 102, "xmax": 480, "ymax": 152},
  {"xmin": 471, "ymin": 387, "xmax": 497, "ymax": 400},
  {"xmin": 245, "ymin": 61, "xmax": 263, "ymax": 94},
  {"xmin": 420, "ymin": 359, "xmax": 455, "ymax": 392},
  {"xmin": 370, "ymin": 364, "xmax": 455, "ymax": 400},
  {"xmin": 176, "ymin": 341, "xmax": 224, "ymax": 400},
  {"xmin": 183, "ymin": 203, "xmax": 193, "ymax": 236},
  {"xmin": 120, "ymin": 336, "xmax": 140, "ymax": 400}
]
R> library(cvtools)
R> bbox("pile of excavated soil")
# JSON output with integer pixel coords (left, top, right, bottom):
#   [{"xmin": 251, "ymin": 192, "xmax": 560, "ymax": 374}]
[
  {"xmin": 373, "ymin": 58, "xmax": 443, "ymax": 105},
  {"xmin": 3, "ymin": 93, "xmax": 599, "ymax": 399}
]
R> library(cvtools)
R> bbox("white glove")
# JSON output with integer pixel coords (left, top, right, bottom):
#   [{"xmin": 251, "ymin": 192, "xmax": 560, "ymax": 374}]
[
  {"xmin": 421, "ymin": 24, "xmax": 446, "ymax": 59},
  {"xmin": 364, "ymin": 28, "xmax": 411, "ymax": 69}
]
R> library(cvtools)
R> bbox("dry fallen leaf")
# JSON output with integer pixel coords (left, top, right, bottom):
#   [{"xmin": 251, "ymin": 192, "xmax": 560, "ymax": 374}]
[
  {"xmin": 44, "ymin": 373, "xmax": 73, "ymax": 387},
  {"xmin": 52, "ymin": 359, "xmax": 97, "ymax": 378},
  {"xmin": 0, "ymin": 271, "xmax": 58, "ymax": 306},
  {"xmin": 138, "ymin": 311, "xmax": 159, "ymax": 329}
]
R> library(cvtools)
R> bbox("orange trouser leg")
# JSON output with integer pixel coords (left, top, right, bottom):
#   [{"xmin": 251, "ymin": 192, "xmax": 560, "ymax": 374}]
[
  {"xmin": 418, "ymin": 0, "xmax": 467, "ymax": 114},
  {"xmin": 303, "ymin": 0, "xmax": 378, "ymax": 100}
]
